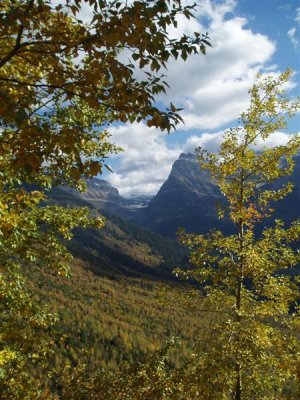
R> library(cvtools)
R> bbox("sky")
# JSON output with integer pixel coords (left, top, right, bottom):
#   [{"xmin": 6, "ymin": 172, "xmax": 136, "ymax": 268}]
[{"xmin": 102, "ymin": 0, "xmax": 300, "ymax": 197}]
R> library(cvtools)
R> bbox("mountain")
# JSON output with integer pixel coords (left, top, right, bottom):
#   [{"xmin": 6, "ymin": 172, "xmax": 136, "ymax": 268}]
[
  {"xmin": 24, "ymin": 154, "xmax": 300, "ymax": 376},
  {"xmin": 270, "ymin": 155, "xmax": 300, "ymax": 224},
  {"xmin": 27, "ymin": 256, "xmax": 207, "ymax": 372},
  {"xmin": 60, "ymin": 178, "xmax": 151, "ymax": 219},
  {"xmin": 55, "ymin": 153, "xmax": 300, "ymax": 240},
  {"xmin": 133, "ymin": 153, "xmax": 300, "ymax": 237},
  {"xmin": 133, "ymin": 153, "xmax": 232, "ymax": 237},
  {"xmin": 25, "ymin": 188, "xmax": 201, "ymax": 374}
]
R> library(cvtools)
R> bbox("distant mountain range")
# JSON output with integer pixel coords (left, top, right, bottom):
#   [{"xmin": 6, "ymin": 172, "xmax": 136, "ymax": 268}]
[
  {"xmin": 61, "ymin": 153, "xmax": 300, "ymax": 238},
  {"xmin": 133, "ymin": 153, "xmax": 231, "ymax": 236},
  {"xmin": 60, "ymin": 179, "xmax": 151, "ymax": 220},
  {"xmin": 30, "ymin": 152, "xmax": 300, "ymax": 373}
]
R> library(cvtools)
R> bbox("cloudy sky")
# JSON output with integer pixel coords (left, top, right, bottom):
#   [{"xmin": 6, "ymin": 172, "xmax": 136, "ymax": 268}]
[{"xmin": 102, "ymin": 0, "xmax": 300, "ymax": 197}]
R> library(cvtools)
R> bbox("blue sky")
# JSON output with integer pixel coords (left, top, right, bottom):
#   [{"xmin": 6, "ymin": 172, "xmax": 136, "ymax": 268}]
[
  {"xmin": 103, "ymin": 0, "xmax": 300, "ymax": 197},
  {"xmin": 237, "ymin": 0, "xmax": 300, "ymax": 86}
]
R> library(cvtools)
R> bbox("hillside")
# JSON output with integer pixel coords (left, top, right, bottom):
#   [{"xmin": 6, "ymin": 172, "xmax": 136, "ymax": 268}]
[
  {"xmin": 59, "ymin": 179, "xmax": 151, "ymax": 220},
  {"xmin": 23, "ymin": 152, "xmax": 300, "ymax": 381},
  {"xmin": 47, "ymin": 186, "xmax": 186, "ymax": 279}
]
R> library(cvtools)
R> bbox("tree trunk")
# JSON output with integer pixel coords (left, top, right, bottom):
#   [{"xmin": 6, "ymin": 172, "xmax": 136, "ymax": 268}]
[
  {"xmin": 234, "ymin": 365, "xmax": 242, "ymax": 400},
  {"xmin": 234, "ymin": 173, "xmax": 245, "ymax": 400}
]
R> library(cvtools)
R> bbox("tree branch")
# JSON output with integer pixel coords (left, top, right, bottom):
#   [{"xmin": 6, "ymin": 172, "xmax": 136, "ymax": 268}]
[{"xmin": 0, "ymin": 0, "xmax": 35, "ymax": 68}]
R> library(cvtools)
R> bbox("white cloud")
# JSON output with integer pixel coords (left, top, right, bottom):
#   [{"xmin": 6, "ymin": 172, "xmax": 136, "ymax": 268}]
[
  {"xmin": 184, "ymin": 130, "xmax": 225, "ymax": 153},
  {"xmin": 287, "ymin": 27, "xmax": 299, "ymax": 48},
  {"xmin": 155, "ymin": 0, "xmax": 276, "ymax": 130},
  {"xmin": 183, "ymin": 130, "xmax": 294, "ymax": 154},
  {"xmin": 286, "ymin": 7, "xmax": 300, "ymax": 48},
  {"xmin": 296, "ymin": 7, "xmax": 300, "ymax": 24},
  {"xmin": 107, "ymin": 123, "xmax": 181, "ymax": 196},
  {"xmin": 258, "ymin": 131, "xmax": 294, "ymax": 148},
  {"xmin": 107, "ymin": 123, "xmax": 296, "ymax": 197}
]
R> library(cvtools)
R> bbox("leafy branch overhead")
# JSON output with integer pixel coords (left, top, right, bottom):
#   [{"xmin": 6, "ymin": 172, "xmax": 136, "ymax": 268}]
[{"xmin": 0, "ymin": 0, "xmax": 210, "ymax": 186}]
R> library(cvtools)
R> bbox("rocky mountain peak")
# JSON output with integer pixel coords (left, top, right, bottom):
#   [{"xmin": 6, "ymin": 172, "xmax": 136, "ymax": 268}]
[{"xmin": 132, "ymin": 153, "xmax": 300, "ymax": 237}]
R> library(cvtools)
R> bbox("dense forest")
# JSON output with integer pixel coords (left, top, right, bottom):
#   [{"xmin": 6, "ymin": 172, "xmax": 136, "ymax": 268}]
[{"xmin": 1, "ymin": 1, "xmax": 300, "ymax": 399}]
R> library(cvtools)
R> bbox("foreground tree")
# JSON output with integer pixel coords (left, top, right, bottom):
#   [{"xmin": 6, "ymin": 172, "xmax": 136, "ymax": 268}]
[
  {"xmin": 0, "ymin": 0, "xmax": 210, "ymax": 185},
  {"xmin": 0, "ymin": 1, "xmax": 210, "ymax": 397},
  {"xmin": 176, "ymin": 70, "xmax": 300, "ymax": 399}
]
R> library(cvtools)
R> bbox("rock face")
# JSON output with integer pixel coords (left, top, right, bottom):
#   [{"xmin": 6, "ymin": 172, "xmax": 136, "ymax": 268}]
[{"xmin": 134, "ymin": 153, "xmax": 300, "ymax": 237}]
